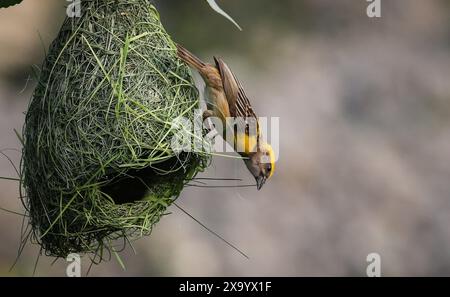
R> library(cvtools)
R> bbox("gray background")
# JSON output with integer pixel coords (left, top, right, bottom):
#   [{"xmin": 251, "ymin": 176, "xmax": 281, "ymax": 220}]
[{"xmin": 0, "ymin": 0, "xmax": 449, "ymax": 276}]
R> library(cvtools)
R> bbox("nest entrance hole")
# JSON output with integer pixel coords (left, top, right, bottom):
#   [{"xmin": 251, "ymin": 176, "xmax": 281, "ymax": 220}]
[{"xmin": 100, "ymin": 157, "xmax": 184, "ymax": 204}]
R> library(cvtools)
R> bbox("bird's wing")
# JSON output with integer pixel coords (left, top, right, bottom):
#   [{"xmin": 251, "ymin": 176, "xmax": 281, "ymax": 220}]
[
  {"xmin": 214, "ymin": 57, "xmax": 258, "ymax": 120},
  {"xmin": 214, "ymin": 57, "xmax": 238, "ymax": 117},
  {"xmin": 235, "ymin": 77, "xmax": 258, "ymax": 120}
]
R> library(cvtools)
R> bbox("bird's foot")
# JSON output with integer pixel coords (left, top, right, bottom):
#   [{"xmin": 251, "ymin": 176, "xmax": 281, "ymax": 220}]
[{"xmin": 202, "ymin": 109, "xmax": 214, "ymax": 121}]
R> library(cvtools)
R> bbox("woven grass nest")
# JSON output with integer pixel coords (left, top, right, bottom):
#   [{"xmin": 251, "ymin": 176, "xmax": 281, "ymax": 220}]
[{"xmin": 21, "ymin": 0, "xmax": 209, "ymax": 259}]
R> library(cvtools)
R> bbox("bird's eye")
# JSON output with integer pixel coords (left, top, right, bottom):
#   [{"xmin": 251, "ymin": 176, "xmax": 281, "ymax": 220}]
[{"xmin": 267, "ymin": 164, "xmax": 272, "ymax": 172}]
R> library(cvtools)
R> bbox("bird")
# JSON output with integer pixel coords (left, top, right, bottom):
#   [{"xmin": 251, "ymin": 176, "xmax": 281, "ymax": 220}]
[{"xmin": 176, "ymin": 44, "xmax": 275, "ymax": 190}]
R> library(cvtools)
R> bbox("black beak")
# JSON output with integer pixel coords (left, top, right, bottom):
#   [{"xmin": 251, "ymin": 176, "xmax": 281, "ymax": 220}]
[{"xmin": 256, "ymin": 176, "xmax": 266, "ymax": 191}]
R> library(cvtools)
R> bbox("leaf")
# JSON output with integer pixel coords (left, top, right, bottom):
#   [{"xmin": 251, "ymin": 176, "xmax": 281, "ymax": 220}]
[
  {"xmin": 0, "ymin": 0, "xmax": 23, "ymax": 9},
  {"xmin": 205, "ymin": 0, "xmax": 242, "ymax": 31}
]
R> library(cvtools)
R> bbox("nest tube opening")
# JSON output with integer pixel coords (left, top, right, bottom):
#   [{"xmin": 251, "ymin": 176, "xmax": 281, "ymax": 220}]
[{"xmin": 21, "ymin": 0, "xmax": 210, "ymax": 260}]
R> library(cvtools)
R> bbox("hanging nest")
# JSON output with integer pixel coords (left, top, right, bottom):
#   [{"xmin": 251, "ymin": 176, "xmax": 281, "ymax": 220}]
[{"xmin": 21, "ymin": 0, "xmax": 209, "ymax": 259}]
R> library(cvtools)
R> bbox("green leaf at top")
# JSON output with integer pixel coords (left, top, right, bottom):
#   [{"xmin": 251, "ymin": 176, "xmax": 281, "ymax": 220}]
[
  {"xmin": 205, "ymin": 0, "xmax": 242, "ymax": 31},
  {"xmin": 0, "ymin": 0, "xmax": 23, "ymax": 9}
]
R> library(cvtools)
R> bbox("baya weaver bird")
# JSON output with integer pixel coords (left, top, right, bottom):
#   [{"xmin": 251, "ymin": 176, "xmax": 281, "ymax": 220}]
[{"xmin": 176, "ymin": 44, "xmax": 275, "ymax": 190}]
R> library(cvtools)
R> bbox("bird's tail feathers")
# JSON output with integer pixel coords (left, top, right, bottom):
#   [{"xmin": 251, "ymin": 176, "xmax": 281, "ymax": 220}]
[{"xmin": 176, "ymin": 44, "xmax": 205, "ymax": 70}]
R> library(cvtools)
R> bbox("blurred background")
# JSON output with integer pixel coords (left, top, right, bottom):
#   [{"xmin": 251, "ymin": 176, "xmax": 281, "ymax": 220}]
[{"xmin": 1, "ymin": 0, "xmax": 450, "ymax": 276}]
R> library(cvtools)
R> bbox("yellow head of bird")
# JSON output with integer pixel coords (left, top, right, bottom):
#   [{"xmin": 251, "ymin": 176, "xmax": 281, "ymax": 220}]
[{"xmin": 242, "ymin": 135, "xmax": 275, "ymax": 190}]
